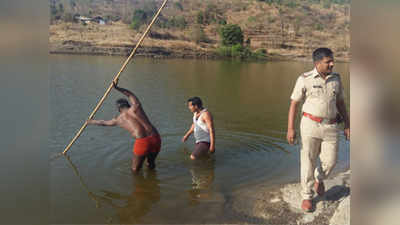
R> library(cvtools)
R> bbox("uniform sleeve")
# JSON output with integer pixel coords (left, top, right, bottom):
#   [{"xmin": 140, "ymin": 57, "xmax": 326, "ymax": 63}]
[{"xmin": 290, "ymin": 76, "xmax": 305, "ymax": 102}]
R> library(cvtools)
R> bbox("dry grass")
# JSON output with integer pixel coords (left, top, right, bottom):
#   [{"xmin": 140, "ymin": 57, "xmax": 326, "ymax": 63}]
[
  {"xmin": 49, "ymin": 21, "xmax": 138, "ymax": 46},
  {"xmin": 49, "ymin": 0, "xmax": 350, "ymax": 61}
]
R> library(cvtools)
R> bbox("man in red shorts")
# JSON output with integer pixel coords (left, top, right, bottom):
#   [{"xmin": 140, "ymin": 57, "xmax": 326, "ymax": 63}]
[{"xmin": 87, "ymin": 81, "xmax": 161, "ymax": 173}]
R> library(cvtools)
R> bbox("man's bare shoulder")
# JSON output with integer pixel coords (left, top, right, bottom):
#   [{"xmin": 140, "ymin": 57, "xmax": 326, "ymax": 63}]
[{"xmin": 203, "ymin": 111, "xmax": 213, "ymax": 120}]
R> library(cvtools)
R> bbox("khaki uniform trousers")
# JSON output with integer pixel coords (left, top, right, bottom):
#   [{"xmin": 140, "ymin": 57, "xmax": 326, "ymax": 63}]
[{"xmin": 300, "ymin": 115, "xmax": 339, "ymax": 200}]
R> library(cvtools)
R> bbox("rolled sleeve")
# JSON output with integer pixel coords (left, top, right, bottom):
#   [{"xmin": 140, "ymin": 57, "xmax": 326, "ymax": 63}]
[{"xmin": 290, "ymin": 76, "xmax": 305, "ymax": 102}]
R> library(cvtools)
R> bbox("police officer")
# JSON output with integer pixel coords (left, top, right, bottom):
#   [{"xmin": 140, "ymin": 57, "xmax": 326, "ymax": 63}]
[{"xmin": 287, "ymin": 48, "xmax": 350, "ymax": 212}]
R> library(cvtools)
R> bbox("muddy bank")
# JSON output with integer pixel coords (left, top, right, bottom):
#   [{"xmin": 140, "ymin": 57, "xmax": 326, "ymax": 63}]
[
  {"xmin": 49, "ymin": 42, "xmax": 349, "ymax": 62},
  {"xmin": 228, "ymin": 170, "xmax": 350, "ymax": 224},
  {"xmin": 49, "ymin": 40, "xmax": 220, "ymax": 59}
]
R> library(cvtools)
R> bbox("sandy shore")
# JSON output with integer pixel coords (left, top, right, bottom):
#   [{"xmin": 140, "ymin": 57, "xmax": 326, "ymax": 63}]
[{"xmin": 228, "ymin": 170, "xmax": 350, "ymax": 224}]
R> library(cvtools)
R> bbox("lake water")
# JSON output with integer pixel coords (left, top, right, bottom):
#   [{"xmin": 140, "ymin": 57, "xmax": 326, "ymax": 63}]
[{"xmin": 50, "ymin": 55, "xmax": 349, "ymax": 223}]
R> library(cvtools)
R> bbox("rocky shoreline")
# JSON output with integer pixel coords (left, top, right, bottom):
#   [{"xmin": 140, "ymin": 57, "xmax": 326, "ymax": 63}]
[{"xmin": 229, "ymin": 170, "xmax": 350, "ymax": 224}]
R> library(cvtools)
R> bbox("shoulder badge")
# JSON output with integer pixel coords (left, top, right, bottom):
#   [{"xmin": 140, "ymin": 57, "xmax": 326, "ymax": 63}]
[{"xmin": 301, "ymin": 70, "xmax": 315, "ymax": 78}]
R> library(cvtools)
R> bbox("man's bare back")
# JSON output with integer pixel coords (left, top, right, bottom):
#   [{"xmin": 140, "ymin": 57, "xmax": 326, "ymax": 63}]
[
  {"xmin": 87, "ymin": 81, "xmax": 161, "ymax": 172},
  {"xmin": 116, "ymin": 104, "xmax": 158, "ymax": 139}
]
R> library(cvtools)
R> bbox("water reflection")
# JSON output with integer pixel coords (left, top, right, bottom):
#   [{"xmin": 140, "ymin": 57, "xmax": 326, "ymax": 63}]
[
  {"xmin": 187, "ymin": 155, "xmax": 215, "ymax": 205},
  {"xmin": 110, "ymin": 171, "xmax": 161, "ymax": 224},
  {"xmin": 63, "ymin": 155, "xmax": 161, "ymax": 224}
]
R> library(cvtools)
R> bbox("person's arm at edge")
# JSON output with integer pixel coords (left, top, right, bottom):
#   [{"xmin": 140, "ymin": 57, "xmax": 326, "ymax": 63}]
[
  {"xmin": 336, "ymin": 98, "xmax": 350, "ymax": 140},
  {"xmin": 203, "ymin": 112, "xmax": 215, "ymax": 153},
  {"xmin": 87, "ymin": 118, "xmax": 117, "ymax": 126},
  {"xmin": 182, "ymin": 123, "xmax": 195, "ymax": 142},
  {"xmin": 287, "ymin": 100, "xmax": 299, "ymax": 145}
]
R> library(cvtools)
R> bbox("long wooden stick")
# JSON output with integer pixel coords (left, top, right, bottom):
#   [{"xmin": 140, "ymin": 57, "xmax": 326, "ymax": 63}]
[{"xmin": 63, "ymin": 0, "xmax": 169, "ymax": 155}]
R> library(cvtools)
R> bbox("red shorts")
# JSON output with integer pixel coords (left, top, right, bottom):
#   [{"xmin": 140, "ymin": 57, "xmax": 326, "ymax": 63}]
[{"xmin": 133, "ymin": 134, "xmax": 161, "ymax": 156}]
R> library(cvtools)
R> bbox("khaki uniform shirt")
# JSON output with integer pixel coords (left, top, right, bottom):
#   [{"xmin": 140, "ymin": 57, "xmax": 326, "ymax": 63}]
[{"xmin": 290, "ymin": 68, "xmax": 345, "ymax": 119}]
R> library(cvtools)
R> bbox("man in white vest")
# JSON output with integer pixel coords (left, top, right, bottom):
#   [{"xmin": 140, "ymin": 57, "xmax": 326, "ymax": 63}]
[{"xmin": 182, "ymin": 97, "xmax": 215, "ymax": 160}]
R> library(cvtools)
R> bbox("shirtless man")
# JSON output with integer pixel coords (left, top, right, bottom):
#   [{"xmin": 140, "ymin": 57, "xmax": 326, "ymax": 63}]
[
  {"xmin": 182, "ymin": 97, "xmax": 215, "ymax": 160},
  {"xmin": 87, "ymin": 81, "xmax": 161, "ymax": 173}
]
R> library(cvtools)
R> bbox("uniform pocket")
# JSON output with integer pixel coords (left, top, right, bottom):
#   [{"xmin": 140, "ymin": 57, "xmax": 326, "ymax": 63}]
[{"xmin": 310, "ymin": 87, "xmax": 323, "ymax": 97}]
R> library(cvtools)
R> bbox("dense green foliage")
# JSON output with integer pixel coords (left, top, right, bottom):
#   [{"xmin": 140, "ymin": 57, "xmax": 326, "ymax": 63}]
[
  {"xmin": 217, "ymin": 24, "xmax": 266, "ymax": 60},
  {"xmin": 130, "ymin": 9, "xmax": 148, "ymax": 30},
  {"xmin": 219, "ymin": 24, "xmax": 244, "ymax": 46}
]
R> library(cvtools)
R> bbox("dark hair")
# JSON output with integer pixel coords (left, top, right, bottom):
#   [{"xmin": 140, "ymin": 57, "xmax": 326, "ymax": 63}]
[
  {"xmin": 312, "ymin": 48, "xmax": 333, "ymax": 62},
  {"xmin": 116, "ymin": 98, "xmax": 130, "ymax": 111},
  {"xmin": 187, "ymin": 96, "xmax": 203, "ymax": 108}
]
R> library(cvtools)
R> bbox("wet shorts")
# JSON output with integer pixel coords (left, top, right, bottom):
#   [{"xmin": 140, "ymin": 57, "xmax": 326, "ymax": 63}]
[
  {"xmin": 133, "ymin": 134, "xmax": 162, "ymax": 156},
  {"xmin": 192, "ymin": 142, "xmax": 210, "ymax": 158}
]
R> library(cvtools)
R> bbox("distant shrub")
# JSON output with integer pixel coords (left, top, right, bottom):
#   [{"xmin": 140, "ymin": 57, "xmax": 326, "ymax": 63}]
[
  {"xmin": 157, "ymin": 16, "xmax": 187, "ymax": 29},
  {"xmin": 257, "ymin": 0, "xmax": 283, "ymax": 4},
  {"xmin": 322, "ymin": 0, "xmax": 331, "ymax": 9},
  {"xmin": 217, "ymin": 46, "xmax": 231, "ymax": 57},
  {"xmin": 174, "ymin": 2, "xmax": 183, "ymax": 11},
  {"xmin": 50, "ymin": 4, "xmax": 58, "ymax": 16},
  {"xmin": 285, "ymin": 1, "xmax": 298, "ymax": 8},
  {"xmin": 315, "ymin": 23, "xmax": 324, "ymax": 31},
  {"xmin": 331, "ymin": 0, "xmax": 350, "ymax": 4},
  {"xmin": 248, "ymin": 16, "xmax": 257, "ymax": 23},
  {"xmin": 58, "ymin": 3, "xmax": 64, "ymax": 13},
  {"xmin": 218, "ymin": 24, "xmax": 244, "ymax": 46},
  {"xmin": 254, "ymin": 48, "xmax": 268, "ymax": 58},
  {"xmin": 217, "ymin": 44, "xmax": 256, "ymax": 59},
  {"xmin": 196, "ymin": 11, "xmax": 204, "ymax": 24},
  {"xmin": 195, "ymin": 5, "xmax": 221, "ymax": 25},
  {"xmin": 130, "ymin": 9, "xmax": 148, "ymax": 30},
  {"xmin": 218, "ymin": 18, "xmax": 227, "ymax": 25},
  {"xmin": 231, "ymin": 44, "xmax": 244, "ymax": 57},
  {"xmin": 130, "ymin": 20, "xmax": 140, "ymax": 30}
]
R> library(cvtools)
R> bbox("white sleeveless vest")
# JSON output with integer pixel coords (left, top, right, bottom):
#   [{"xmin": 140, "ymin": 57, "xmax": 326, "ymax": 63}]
[{"xmin": 193, "ymin": 109, "xmax": 210, "ymax": 143}]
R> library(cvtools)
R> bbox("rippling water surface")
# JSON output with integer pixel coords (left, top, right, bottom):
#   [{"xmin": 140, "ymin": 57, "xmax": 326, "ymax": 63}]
[{"xmin": 50, "ymin": 55, "xmax": 349, "ymax": 223}]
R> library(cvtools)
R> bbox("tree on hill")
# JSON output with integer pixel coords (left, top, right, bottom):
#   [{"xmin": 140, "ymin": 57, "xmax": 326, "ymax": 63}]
[
  {"xmin": 130, "ymin": 9, "xmax": 148, "ymax": 30},
  {"xmin": 218, "ymin": 24, "xmax": 244, "ymax": 46}
]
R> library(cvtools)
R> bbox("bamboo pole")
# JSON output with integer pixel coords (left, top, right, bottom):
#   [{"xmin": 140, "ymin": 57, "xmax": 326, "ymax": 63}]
[{"xmin": 63, "ymin": 0, "xmax": 169, "ymax": 155}]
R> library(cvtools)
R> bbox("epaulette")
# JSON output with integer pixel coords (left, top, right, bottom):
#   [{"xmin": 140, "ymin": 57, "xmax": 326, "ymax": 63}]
[{"xmin": 301, "ymin": 70, "xmax": 315, "ymax": 78}]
